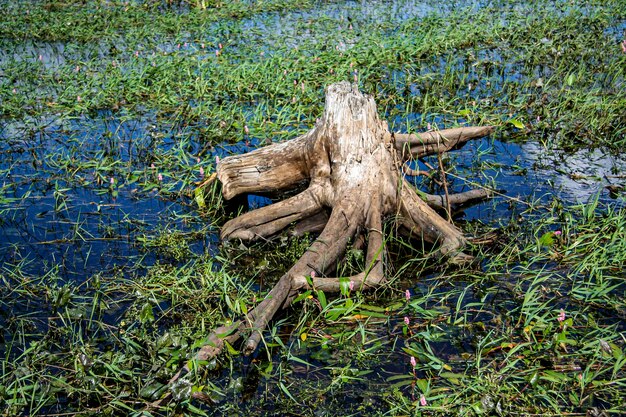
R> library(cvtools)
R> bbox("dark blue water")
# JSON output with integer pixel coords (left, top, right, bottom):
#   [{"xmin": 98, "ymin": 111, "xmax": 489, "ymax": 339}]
[{"xmin": 1, "ymin": 107, "xmax": 623, "ymax": 285}]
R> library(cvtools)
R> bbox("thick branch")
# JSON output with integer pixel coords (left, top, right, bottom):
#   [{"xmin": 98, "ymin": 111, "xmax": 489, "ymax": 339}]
[{"xmin": 394, "ymin": 126, "xmax": 494, "ymax": 159}]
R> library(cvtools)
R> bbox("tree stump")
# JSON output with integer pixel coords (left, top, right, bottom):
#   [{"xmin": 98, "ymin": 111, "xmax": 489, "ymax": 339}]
[{"xmin": 163, "ymin": 82, "xmax": 494, "ymax": 397}]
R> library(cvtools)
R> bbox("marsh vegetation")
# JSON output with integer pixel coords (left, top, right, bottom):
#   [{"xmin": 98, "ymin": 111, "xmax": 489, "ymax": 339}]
[{"xmin": 0, "ymin": 0, "xmax": 625, "ymax": 416}]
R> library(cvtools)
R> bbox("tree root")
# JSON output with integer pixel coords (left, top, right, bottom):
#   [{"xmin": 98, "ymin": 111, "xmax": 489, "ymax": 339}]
[{"xmin": 156, "ymin": 83, "xmax": 497, "ymax": 407}]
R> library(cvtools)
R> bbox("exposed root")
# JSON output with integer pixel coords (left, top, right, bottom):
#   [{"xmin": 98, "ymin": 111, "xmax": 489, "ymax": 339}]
[
  {"xmin": 221, "ymin": 186, "xmax": 323, "ymax": 240},
  {"xmin": 398, "ymin": 178, "xmax": 466, "ymax": 255},
  {"xmin": 423, "ymin": 188, "xmax": 498, "ymax": 211},
  {"xmin": 243, "ymin": 272, "xmax": 292, "ymax": 355},
  {"xmin": 291, "ymin": 211, "xmax": 329, "ymax": 236},
  {"xmin": 312, "ymin": 202, "xmax": 385, "ymax": 291},
  {"xmin": 159, "ymin": 83, "xmax": 496, "ymax": 409},
  {"xmin": 393, "ymin": 126, "xmax": 495, "ymax": 159}
]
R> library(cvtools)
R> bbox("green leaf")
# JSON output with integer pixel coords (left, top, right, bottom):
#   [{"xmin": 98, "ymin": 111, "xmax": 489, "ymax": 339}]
[
  {"xmin": 316, "ymin": 290, "xmax": 327, "ymax": 309},
  {"xmin": 440, "ymin": 372, "xmax": 464, "ymax": 385},
  {"xmin": 339, "ymin": 277, "xmax": 350, "ymax": 296},
  {"xmin": 239, "ymin": 298, "xmax": 248, "ymax": 315},
  {"xmin": 508, "ymin": 118, "xmax": 525, "ymax": 129},
  {"xmin": 292, "ymin": 290, "xmax": 312, "ymax": 303},
  {"xmin": 224, "ymin": 340, "xmax": 239, "ymax": 356},
  {"xmin": 139, "ymin": 302, "xmax": 154, "ymax": 324},
  {"xmin": 186, "ymin": 402, "xmax": 209, "ymax": 416},
  {"xmin": 538, "ymin": 232, "xmax": 554, "ymax": 247},
  {"xmin": 194, "ymin": 187, "xmax": 205, "ymax": 209},
  {"xmin": 416, "ymin": 378, "xmax": 429, "ymax": 393}
]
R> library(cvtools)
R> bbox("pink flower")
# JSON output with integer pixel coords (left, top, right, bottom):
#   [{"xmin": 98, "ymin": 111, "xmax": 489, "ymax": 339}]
[
  {"xmin": 157, "ymin": 173, "xmax": 163, "ymax": 182},
  {"xmin": 557, "ymin": 309, "xmax": 566, "ymax": 322},
  {"xmin": 134, "ymin": 51, "xmax": 139, "ymax": 57},
  {"xmin": 75, "ymin": 66, "xmax": 80, "ymax": 72},
  {"xmin": 12, "ymin": 88, "xmax": 16, "ymax": 94},
  {"xmin": 349, "ymin": 280, "xmax": 355, "ymax": 291},
  {"xmin": 410, "ymin": 356, "xmax": 417, "ymax": 367},
  {"xmin": 201, "ymin": 43, "xmax": 205, "ymax": 49},
  {"xmin": 621, "ymin": 40, "xmax": 626, "ymax": 53},
  {"xmin": 554, "ymin": 230, "xmax": 562, "ymax": 236},
  {"xmin": 310, "ymin": 270, "xmax": 316, "ymax": 278},
  {"xmin": 38, "ymin": 54, "xmax": 43, "ymax": 61},
  {"xmin": 244, "ymin": 125, "xmax": 250, "ymax": 135},
  {"xmin": 197, "ymin": 157, "xmax": 201, "ymax": 163},
  {"xmin": 110, "ymin": 177, "xmax": 115, "ymax": 185},
  {"xmin": 150, "ymin": 163, "xmax": 155, "ymax": 169},
  {"xmin": 77, "ymin": 95, "xmax": 81, "ymax": 102},
  {"xmin": 427, "ymin": 123, "xmax": 432, "ymax": 131},
  {"xmin": 405, "ymin": 289, "xmax": 411, "ymax": 301},
  {"xmin": 215, "ymin": 49, "xmax": 220, "ymax": 57},
  {"xmin": 420, "ymin": 395, "xmax": 427, "ymax": 406},
  {"xmin": 218, "ymin": 43, "xmax": 223, "ymax": 49},
  {"xmin": 215, "ymin": 156, "xmax": 220, "ymax": 164},
  {"xmin": 183, "ymin": 42, "xmax": 188, "ymax": 48},
  {"xmin": 199, "ymin": 166, "xmax": 204, "ymax": 177},
  {"xmin": 404, "ymin": 316, "xmax": 410, "ymax": 326}
]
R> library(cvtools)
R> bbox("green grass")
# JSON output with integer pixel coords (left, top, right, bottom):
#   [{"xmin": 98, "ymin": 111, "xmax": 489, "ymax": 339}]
[{"xmin": 0, "ymin": 0, "xmax": 625, "ymax": 415}]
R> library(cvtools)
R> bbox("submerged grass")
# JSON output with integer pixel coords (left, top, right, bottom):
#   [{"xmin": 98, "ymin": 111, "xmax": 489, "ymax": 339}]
[
  {"xmin": 2, "ymin": 0, "xmax": 625, "ymax": 148},
  {"xmin": 0, "ymin": 0, "xmax": 625, "ymax": 415}
]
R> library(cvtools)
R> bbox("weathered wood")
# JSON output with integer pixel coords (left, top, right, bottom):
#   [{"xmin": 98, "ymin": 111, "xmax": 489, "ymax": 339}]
[
  {"xmin": 393, "ymin": 126, "xmax": 495, "ymax": 159},
  {"xmin": 217, "ymin": 132, "xmax": 312, "ymax": 200},
  {"xmin": 163, "ymin": 82, "xmax": 495, "ymax": 402}
]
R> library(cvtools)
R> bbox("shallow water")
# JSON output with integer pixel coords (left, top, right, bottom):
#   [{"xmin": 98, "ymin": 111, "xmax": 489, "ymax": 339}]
[
  {"xmin": 1, "ymin": 107, "xmax": 623, "ymax": 284},
  {"xmin": 1, "ymin": 0, "xmax": 625, "ymax": 414}
]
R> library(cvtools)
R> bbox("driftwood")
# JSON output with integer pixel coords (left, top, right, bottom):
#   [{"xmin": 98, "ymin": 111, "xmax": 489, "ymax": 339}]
[{"xmin": 159, "ymin": 82, "xmax": 495, "ymax": 404}]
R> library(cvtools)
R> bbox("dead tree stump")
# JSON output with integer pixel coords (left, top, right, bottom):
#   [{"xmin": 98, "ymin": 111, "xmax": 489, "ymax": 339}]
[{"xmin": 164, "ymin": 82, "xmax": 494, "ymax": 396}]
